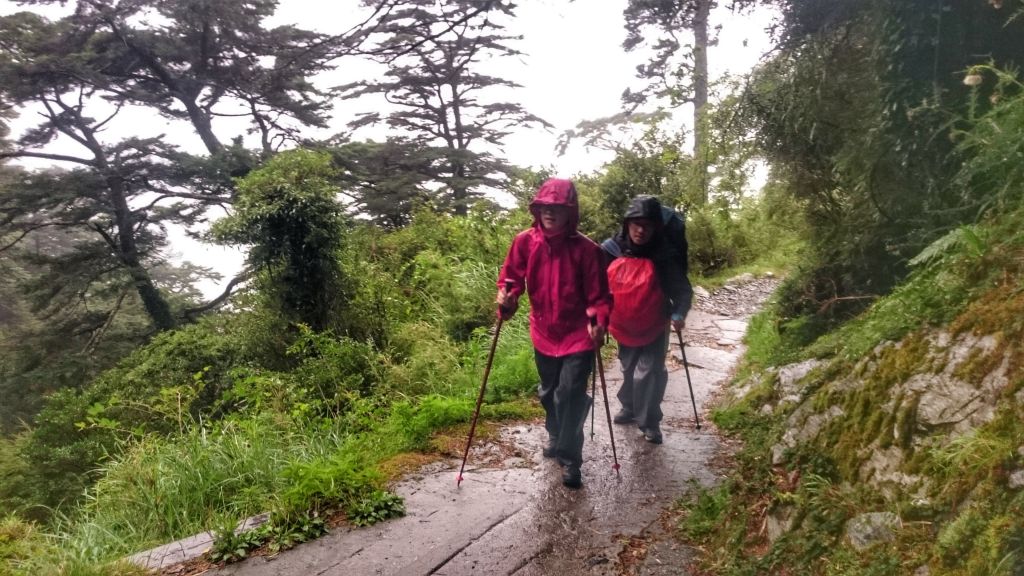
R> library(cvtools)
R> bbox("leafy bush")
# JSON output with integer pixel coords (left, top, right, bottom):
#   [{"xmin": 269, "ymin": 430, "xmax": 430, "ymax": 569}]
[
  {"xmin": 346, "ymin": 490, "xmax": 405, "ymax": 527},
  {"xmin": 382, "ymin": 322, "xmax": 466, "ymax": 397},
  {"xmin": 953, "ymin": 65, "xmax": 1024, "ymax": 214},
  {"xmin": 343, "ymin": 207, "xmax": 519, "ymax": 342},
  {"xmin": 680, "ymin": 483, "xmax": 732, "ymax": 540},
  {"xmin": 214, "ymin": 149, "xmax": 350, "ymax": 333},
  {"xmin": 208, "ymin": 515, "xmax": 265, "ymax": 564},
  {"xmin": 686, "ymin": 204, "xmax": 740, "ymax": 274},
  {"xmin": 287, "ymin": 327, "xmax": 382, "ymax": 415},
  {"xmin": 0, "ymin": 436, "xmax": 32, "ymax": 519},
  {"xmin": 263, "ymin": 512, "xmax": 326, "ymax": 554},
  {"xmin": 277, "ymin": 451, "xmax": 380, "ymax": 519},
  {"xmin": 485, "ymin": 344, "xmax": 538, "ymax": 403},
  {"xmin": 22, "ymin": 317, "xmax": 248, "ymax": 512}
]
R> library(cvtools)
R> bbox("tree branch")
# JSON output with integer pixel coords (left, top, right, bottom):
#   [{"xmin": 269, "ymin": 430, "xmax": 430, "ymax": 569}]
[
  {"xmin": 0, "ymin": 221, "xmax": 84, "ymax": 253},
  {"xmin": 181, "ymin": 268, "xmax": 253, "ymax": 319},
  {"xmin": 0, "ymin": 150, "xmax": 96, "ymax": 166},
  {"xmin": 80, "ymin": 288, "xmax": 128, "ymax": 355}
]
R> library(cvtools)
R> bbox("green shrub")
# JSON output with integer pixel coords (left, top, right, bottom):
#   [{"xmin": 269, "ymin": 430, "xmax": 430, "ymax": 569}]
[
  {"xmin": 263, "ymin": 511, "xmax": 326, "ymax": 554},
  {"xmin": 0, "ymin": 436, "xmax": 32, "ymax": 519},
  {"xmin": 346, "ymin": 490, "xmax": 405, "ymax": 527},
  {"xmin": 936, "ymin": 507, "xmax": 987, "ymax": 567},
  {"xmin": 391, "ymin": 396, "xmax": 473, "ymax": 450},
  {"xmin": 213, "ymin": 149, "xmax": 350, "ymax": 333},
  {"xmin": 681, "ymin": 483, "xmax": 732, "ymax": 540},
  {"xmin": 287, "ymin": 327, "xmax": 382, "ymax": 413},
  {"xmin": 208, "ymin": 515, "xmax": 264, "ymax": 564},
  {"xmin": 23, "ymin": 317, "xmax": 247, "ymax": 512},
  {"xmin": 277, "ymin": 451, "xmax": 380, "ymax": 518},
  {"xmin": 383, "ymin": 322, "xmax": 465, "ymax": 397},
  {"xmin": 485, "ymin": 345, "xmax": 539, "ymax": 403},
  {"xmin": 0, "ymin": 515, "xmax": 45, "ymax": 572}
]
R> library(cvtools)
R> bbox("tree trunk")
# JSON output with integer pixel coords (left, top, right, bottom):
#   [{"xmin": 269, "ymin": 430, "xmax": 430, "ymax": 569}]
[
  {"xmin": 105, "ymin": 174, "xmax": 177, "ymax": 331},
  {"xmin": 692, "ymin": 0, "xmax": 711, "ymax": 204},
  {"xmin": 450, "ymin": 79, "xmax": 469, "ymax": 217},
  {"xmin": 182, "ymin": 99, "xmax": 224, "ymax": 156},
  {"xmin": 450, "ymin": 156, "xmax": 468, "ymax": 217},
  {"xmin": 72, "ymin": 112, "xmax": 178, "ymax": 332}
]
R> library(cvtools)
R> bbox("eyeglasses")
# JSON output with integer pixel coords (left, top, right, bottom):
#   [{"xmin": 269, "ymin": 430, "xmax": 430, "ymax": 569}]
[{"xmin": 538, "ymin": 205, "xmax": 566, "ymax": 214}]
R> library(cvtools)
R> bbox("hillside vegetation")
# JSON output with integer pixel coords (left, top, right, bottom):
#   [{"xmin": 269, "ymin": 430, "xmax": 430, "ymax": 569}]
[{"xmin": 684, "ymin": 70, "xmax": 1024, "ymax": 576}]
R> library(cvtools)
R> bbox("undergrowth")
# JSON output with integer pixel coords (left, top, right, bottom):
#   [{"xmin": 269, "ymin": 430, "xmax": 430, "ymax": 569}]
[{"xmin": 685, "ymin": 190, "xmax": 1024, "ymax": 571}]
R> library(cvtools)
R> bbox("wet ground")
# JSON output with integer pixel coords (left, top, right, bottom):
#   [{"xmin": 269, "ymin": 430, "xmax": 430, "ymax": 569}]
[{"xmin": 148, "ymin": 276, "xmax": 778, "ymax": 576}]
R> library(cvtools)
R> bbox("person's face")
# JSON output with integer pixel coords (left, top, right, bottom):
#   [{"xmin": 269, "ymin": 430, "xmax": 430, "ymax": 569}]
[
  {"xmin": 538, "ymin": 205, "xmax": 570, "ymax": 231},
  {"xmin": 627, "ymin": 218, "xmax": 656, "ymax": 245}
]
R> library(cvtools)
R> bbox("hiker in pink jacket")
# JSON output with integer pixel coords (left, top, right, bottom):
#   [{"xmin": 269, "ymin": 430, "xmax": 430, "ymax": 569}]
[{"xmin": 496, "ymin": 178, "xmax": 610, "ymax": 488}]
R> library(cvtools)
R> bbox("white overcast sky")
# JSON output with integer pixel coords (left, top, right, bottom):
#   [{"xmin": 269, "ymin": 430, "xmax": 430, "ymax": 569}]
[
  {"xmin": 1, "ymin": 0, "xmax": 777, "ymax": 297},
  {"xmin": 269, "ymin": 0, "xmax": 778, "ymax": 175}
]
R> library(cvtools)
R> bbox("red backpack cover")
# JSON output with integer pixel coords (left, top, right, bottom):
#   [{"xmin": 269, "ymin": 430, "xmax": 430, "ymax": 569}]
[{"xmin": 608, "ymin": 256, "xmax": 667, "ymax": 346}]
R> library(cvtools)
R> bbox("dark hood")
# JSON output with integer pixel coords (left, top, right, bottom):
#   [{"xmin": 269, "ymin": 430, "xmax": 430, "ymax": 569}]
[
  {"xmin": 623, "ymin": 195, "xmax": 664, "ymax": 222},
  {"xmin": 529, "ymin": 178, "xmax": 580, "ymax": 234},
  {"xmin": 615, "ymin": 195, "xmax": 664, "ymax": 257}
]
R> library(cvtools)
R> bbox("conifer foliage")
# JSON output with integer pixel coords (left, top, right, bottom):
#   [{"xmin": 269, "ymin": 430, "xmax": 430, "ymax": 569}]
[{"xmin": 338, "ymin": 0, "xmax": 552, "ymax": 216}]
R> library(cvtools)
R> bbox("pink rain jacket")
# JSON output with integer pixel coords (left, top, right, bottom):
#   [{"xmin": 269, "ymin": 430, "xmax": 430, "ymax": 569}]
[{"xmin": 498, "ymin": 179, "xmax": 611, "ymax": 357}]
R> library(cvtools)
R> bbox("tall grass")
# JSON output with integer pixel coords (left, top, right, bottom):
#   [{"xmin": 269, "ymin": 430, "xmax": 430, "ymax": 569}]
[{"xmin": 66, "ymin": 415, "xmax": 349, "ymax": 557}]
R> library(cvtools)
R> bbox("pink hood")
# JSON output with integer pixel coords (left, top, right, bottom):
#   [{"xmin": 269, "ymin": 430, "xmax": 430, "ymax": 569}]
[{"xmin": 528, "ymin": 178, "xmax": 580, "ymax": 235}]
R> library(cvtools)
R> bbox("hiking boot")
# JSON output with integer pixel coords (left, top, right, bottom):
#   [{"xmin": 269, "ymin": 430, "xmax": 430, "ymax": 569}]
[
  {"xmin": 562, "ymin": 466, "xmax": 582, "ymax": 489},
  {"xmin": 643, "ymin": 425, "xmax": 663, "ymax": 444},
  {"xmin": 613, "ymin": 409, "xmax": 635, "ymax": 424},
  {"xmin": 542, "ymin": 438, "xmax": 558, "ymax": 458}
]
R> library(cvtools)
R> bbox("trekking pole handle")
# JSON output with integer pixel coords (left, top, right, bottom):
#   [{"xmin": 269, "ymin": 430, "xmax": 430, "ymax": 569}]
[
  {"xmin": 588, "ymin": 313, "xmax": 602, "ymax": 344},
  {"xmin": 498, "ymin": 279, "xmax": 515, "ymax": 315}
]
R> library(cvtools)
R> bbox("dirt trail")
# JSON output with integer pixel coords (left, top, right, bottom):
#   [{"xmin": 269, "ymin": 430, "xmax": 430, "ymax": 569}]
[{"xmin": 144, "ymin": 276, "xmax": 778, "ymax": 576}]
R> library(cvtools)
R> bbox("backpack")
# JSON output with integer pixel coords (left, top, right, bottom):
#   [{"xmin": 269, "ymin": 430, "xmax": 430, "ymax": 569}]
[
  {"xmin": 661, "ymin": 205, "xmax": 688, "ymax": 274},
  {"xmin": 607, "ymin": 256, "xmax": 667, "ymax": 347},
  {"xmin": 603, "ymin": 205, "xmax": 688, "ymax": 273}
]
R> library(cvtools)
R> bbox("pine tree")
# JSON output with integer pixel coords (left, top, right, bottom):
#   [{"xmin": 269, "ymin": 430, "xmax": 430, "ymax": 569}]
[
  {"xmin": 0, "ymin": 1, "xmax": 371, "ymax": 330},
  {"xmin": 339, "ymin": 0, "xmax": 551, "ymax": 216}
]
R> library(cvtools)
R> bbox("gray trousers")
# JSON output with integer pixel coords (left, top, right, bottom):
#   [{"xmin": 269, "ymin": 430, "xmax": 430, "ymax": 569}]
[
  {"xmin": 535, "ymin": 349, "xmax": 594, "ymax": 468},
  {"xmin": 616, "ymin": 330, "xmax": 669, "ymax": 431}
]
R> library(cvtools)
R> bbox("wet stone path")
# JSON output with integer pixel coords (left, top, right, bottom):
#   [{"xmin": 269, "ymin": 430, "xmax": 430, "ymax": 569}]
[{"xmin": 154, "ymin": 276, "xmax": 778, "ymax": 576}]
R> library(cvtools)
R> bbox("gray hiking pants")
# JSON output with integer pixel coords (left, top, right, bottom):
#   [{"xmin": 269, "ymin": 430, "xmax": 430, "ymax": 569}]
[
  {"xmin": 617, "ymin": 330, "xmax": 669, "ymax": 431},
  {"xmin": 535, "ymin": 349, "xmax": 594, "ymax": 469}
]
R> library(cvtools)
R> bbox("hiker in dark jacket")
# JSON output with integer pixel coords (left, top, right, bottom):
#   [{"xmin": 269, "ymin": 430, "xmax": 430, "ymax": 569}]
[
  {"xmin": 602, "ymin": 195, "xmax": 693, "ymax": 444},
  {"xmin": 496, "ymin": 178, "xmax": 611, "ymax": 488}
]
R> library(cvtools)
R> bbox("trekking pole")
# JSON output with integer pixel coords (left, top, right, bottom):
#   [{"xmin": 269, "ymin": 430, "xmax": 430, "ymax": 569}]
[
  {"xmin": 589, "ymin": 357, "xmax": 596, "ymax": 439},
  {"xmin": 674, "ymin": 328, "xmax": 702, "ymax": 430},
  {"xmin": 590, "ymin": 316, "xmax": 621, "ymax": 474},
  {"xmin": 457, "ymin": 280, "xmax": 513, "ymax": 487}
]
